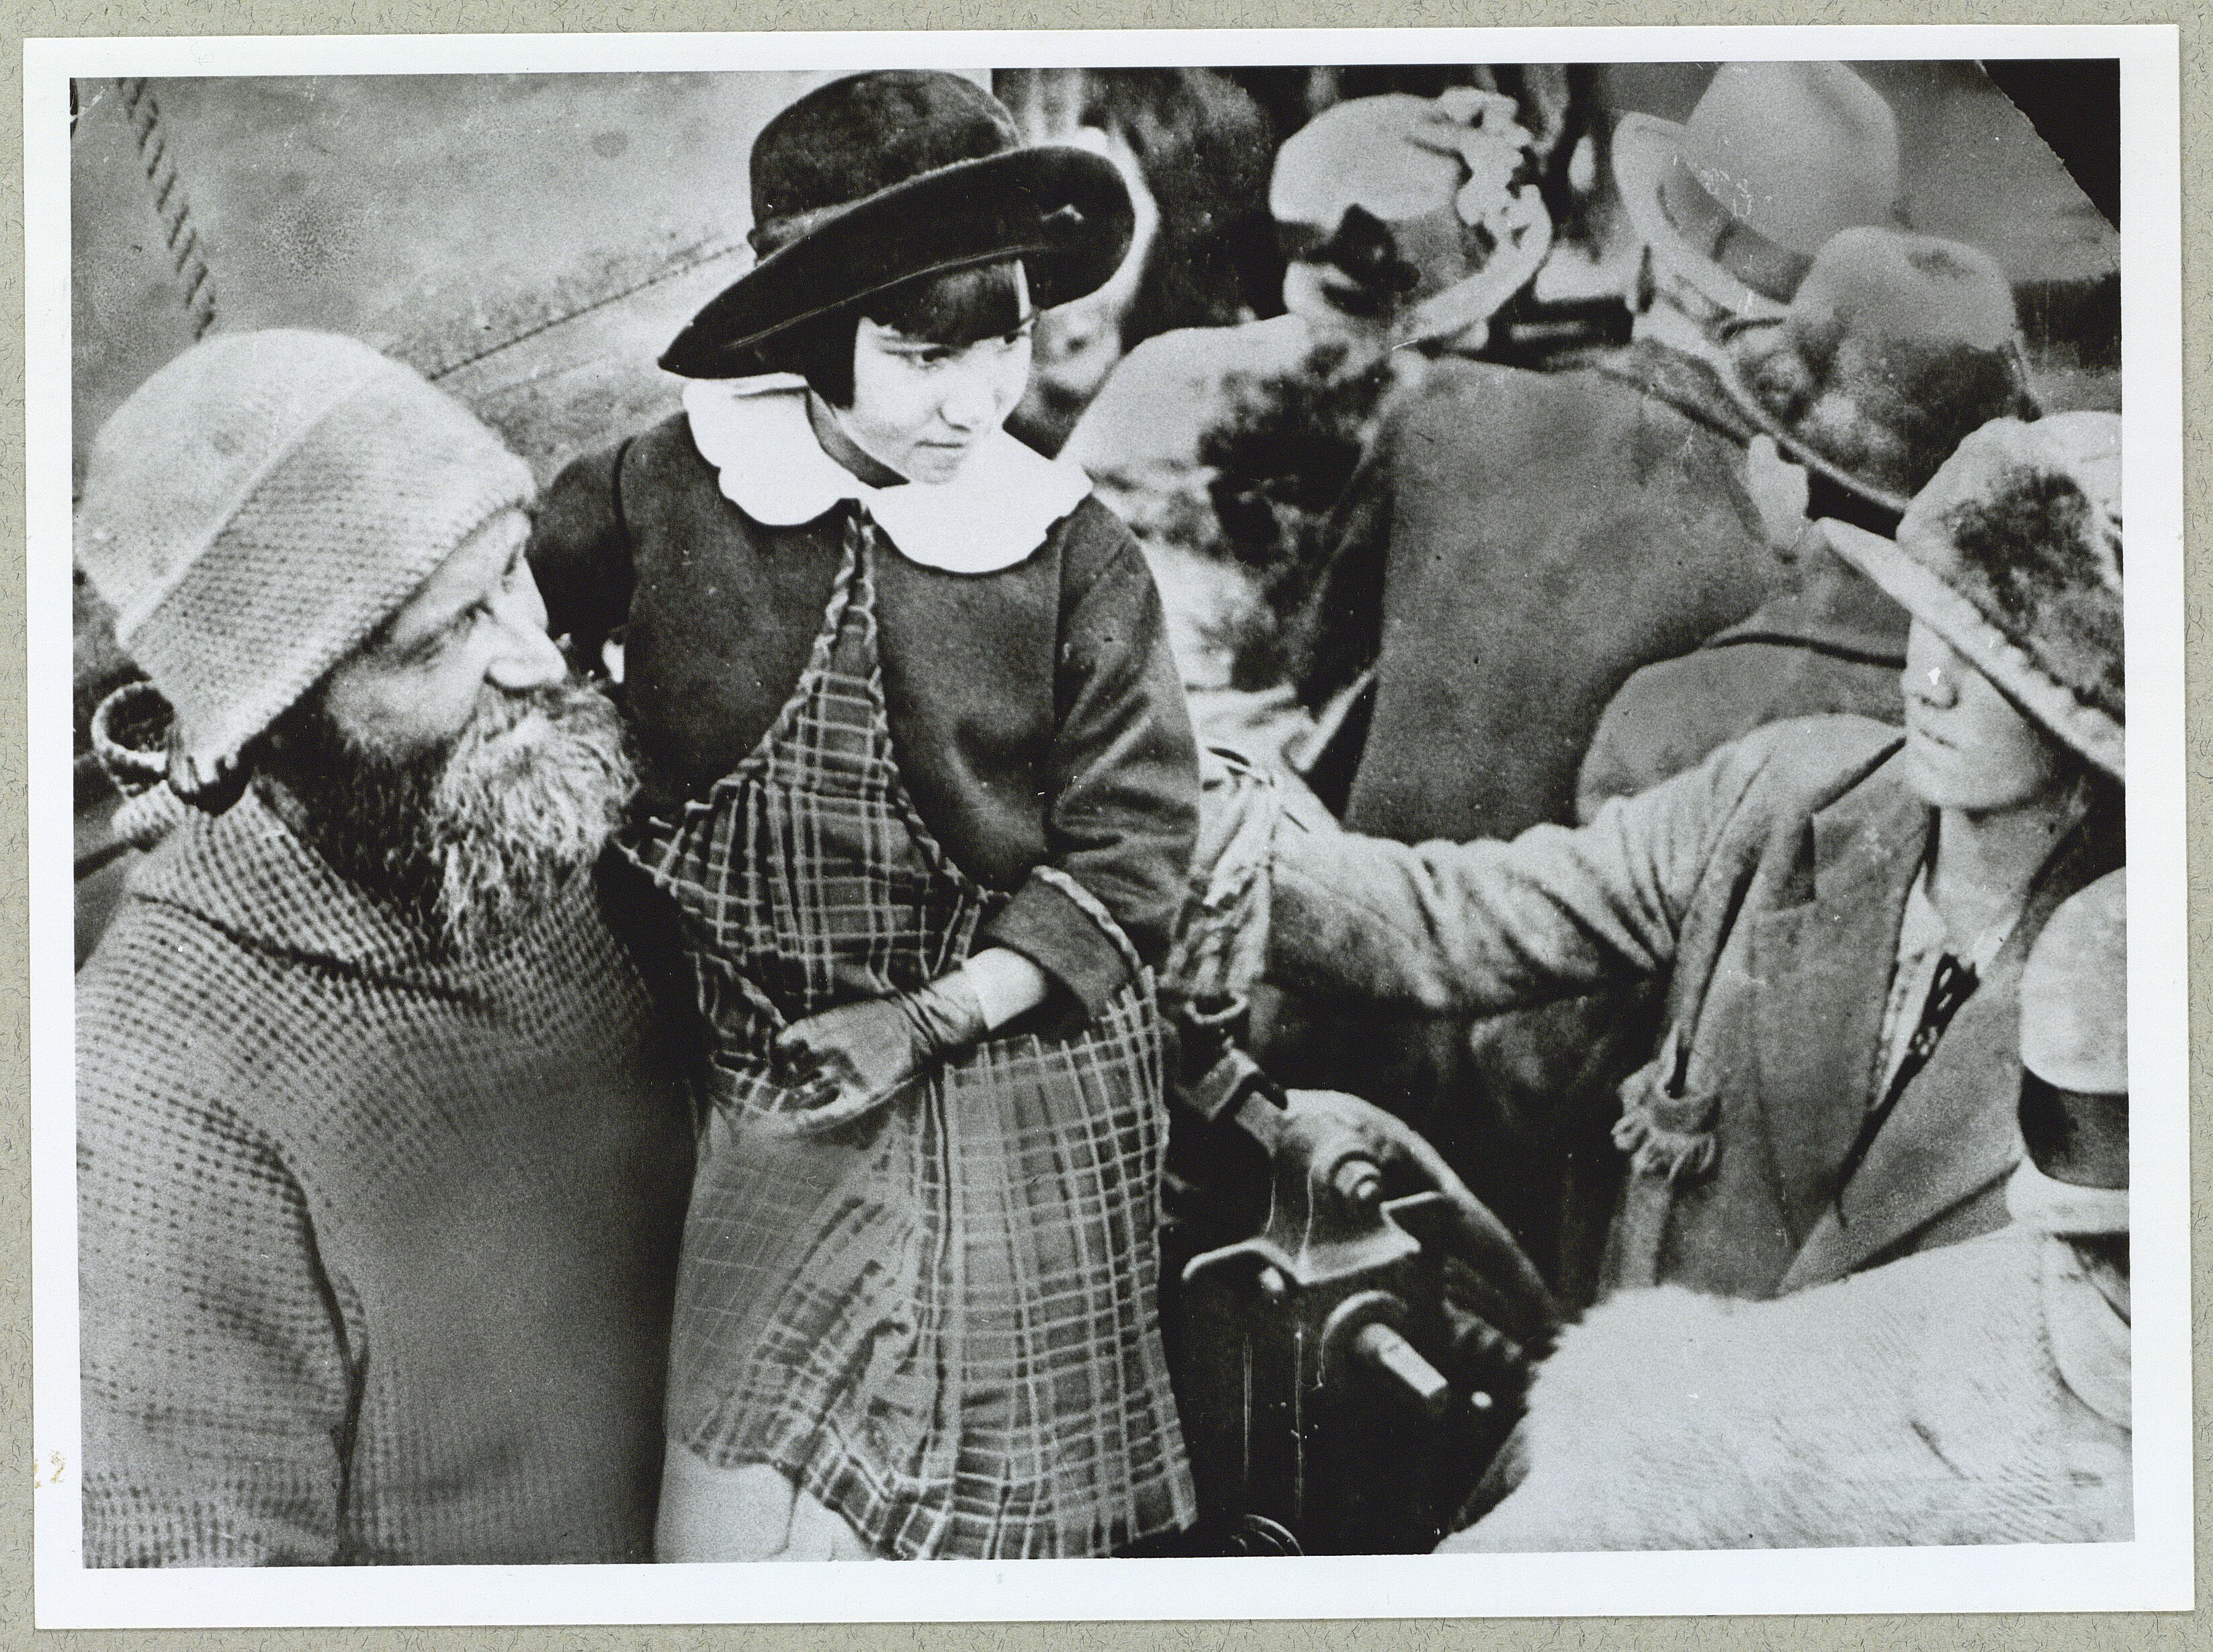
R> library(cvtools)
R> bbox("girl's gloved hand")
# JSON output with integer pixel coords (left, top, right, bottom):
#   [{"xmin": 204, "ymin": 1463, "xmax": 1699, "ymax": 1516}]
[{"xmin": 775, "ymin": 975, "xmax": 989, "ymax": 1106}]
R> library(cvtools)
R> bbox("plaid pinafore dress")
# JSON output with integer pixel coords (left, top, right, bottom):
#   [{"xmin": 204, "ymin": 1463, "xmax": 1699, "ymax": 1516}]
[{"xmin": 625, "ymin": 510, "xmax": 1196, "ymax": 1558}]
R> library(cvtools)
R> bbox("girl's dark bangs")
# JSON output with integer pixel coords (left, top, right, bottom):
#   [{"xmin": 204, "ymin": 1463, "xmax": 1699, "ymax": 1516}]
[{"xmin": 865, "ymin": 259, "xmax": 1028, "ymax": 346}]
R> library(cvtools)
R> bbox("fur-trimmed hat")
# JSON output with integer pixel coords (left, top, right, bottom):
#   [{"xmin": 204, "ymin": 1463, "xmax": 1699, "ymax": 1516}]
[
  {"xmin": 660, "ymin": 72, "xmax": 1134, "ymax": 379},
  {"xmin": 1825, "ymin": 412, "xmax": 2122, "ymax": 779},
  {"xmin": 1715, "ymin": 226, "xmax": 2039, "ymax": 518}
]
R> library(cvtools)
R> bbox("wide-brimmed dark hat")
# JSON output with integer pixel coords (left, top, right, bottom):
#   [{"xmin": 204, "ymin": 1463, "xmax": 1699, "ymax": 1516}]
[
  {"xmin": 662, "ymin": 72, "xmax": 1135, "ymax": 379},
  {"xmin": 1612, "ymin": 62, "xmax": 1902, "ymax": 321},
  {"xmin": 1825, "ymin": 412, "xmax": 2122, "ymax": 780},
  {"xmin": 1715, "ymin": 226, "xmax": 2039, "ymax": 517}
]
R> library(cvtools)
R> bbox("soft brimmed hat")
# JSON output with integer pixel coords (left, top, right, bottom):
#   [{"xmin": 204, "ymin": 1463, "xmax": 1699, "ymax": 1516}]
[
  {"xmin": 1272, "ymin": 92, "xmax": 1533, "ymax": 300},
  {"xmin": 1824, "ymin": 412, "xmax": 2122, "ymax": 780},
  {"xmin": 1272, "ymin": 89, "xmax": 1551, "ymax": 348},
  {"xmin": 1613, "ymin": 62, "xmax": 1903, "ymax": 320},
  {"xmin": 661, "ymin": 72, "xmax": 1135, "ymax": 379},
  {"xmin": 2019, "ymin": 868, "xmax": 2126, "ymax": 1096},
  {"xmin": 1715, "ymin": 226, "xmax": 2039, "ymax": 517},
  {"xmin": 74, "ymin": 329, "xmax": 534, "ymax": 803}
]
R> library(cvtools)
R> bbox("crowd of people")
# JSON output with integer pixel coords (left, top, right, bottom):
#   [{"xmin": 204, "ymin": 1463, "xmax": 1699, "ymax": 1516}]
[{"xmin": 73, "ymin": 62, "xmax": 2130, "ymax": 1565}]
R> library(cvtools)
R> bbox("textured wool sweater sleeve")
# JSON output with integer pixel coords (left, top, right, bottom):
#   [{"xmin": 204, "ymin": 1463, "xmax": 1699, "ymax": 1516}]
[
  {"xmin": 1266, "ymin": 722, "xmax": 1785, "ymax": 1012},
  {"xmin": 980, "ymin": 503, "xmax": 1201, "ymax": 1012},
  {"xmin": 79, "ymin": 1078, "xmax": 358, "ymax": 1566}
]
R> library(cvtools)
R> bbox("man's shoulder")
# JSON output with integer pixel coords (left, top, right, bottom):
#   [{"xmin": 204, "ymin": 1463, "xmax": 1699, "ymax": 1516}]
[
  {"xmin": 1398, "ymin": 343, "xmax": 1743, "ymax": 455},
  {"xmin": 1395, "ymin": 347, "xmax": 1693, "ymax": 442},
  {"xmin": 1602, "ymin": 645, "xmax": 1890, "ymax": 754},
  {"xmin": 1716, "ymin": 713, "xmax": 1905, "ymax": 794},
  {"xmin": 77, "ymin": 885, "xmax": 293, "ymax": 1119},
  {"xmin": 1398, "ymin": 355, "xmax": 1608, "ymax": 429},
  {"xmin": 1580, "ymin": 651, "xmax": 1782, "ymax": 814},
  {"xmin": 1124, "ymin": 315, "xmax": 1311, "ymax": 387},
  {"xmin": 1065, "ymin": 316, "xmax": 1313, "ymax": 478},
  {"xmin": 1678, "ymin": 717, "xmax": 1909, "ymax": 857},
  {"xmin": 77, "ymin": 822, "xmax": 407, "ymax": 1121}
]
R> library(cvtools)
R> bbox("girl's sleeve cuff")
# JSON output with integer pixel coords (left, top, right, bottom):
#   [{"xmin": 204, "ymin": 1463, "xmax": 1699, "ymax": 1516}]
[{"xmin": 981, "ymin": 873, "xmax": 1135, "ymax": 1019}]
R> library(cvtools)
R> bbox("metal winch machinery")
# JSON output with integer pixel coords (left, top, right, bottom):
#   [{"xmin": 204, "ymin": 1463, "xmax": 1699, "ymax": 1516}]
[{"xmin": 1156, "ymin": 993, "xmax": 1553, "ymax": 1556}]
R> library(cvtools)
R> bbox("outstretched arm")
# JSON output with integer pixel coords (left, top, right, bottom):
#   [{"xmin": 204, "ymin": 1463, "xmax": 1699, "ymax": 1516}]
[{"xmin": 1267, "ymin": 730, "xmax": 1777, "ymax": 1014}]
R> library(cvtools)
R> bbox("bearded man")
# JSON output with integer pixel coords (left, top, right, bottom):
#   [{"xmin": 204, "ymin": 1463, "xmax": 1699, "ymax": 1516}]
[{"xmin": 73, "ymin": 330, "xmax": 695, "ymax": 1566}]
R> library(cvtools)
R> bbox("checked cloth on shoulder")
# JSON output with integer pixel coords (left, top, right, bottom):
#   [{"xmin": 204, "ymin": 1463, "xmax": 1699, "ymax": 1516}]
[{"xmin": 623, "ymin": 511, "xmax": 1196, "ymax": 1558}]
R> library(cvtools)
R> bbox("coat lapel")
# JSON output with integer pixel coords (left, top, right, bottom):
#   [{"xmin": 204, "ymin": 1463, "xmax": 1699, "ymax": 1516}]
[
  {"xmin": 1781, "ymin": 810, "xmax": 2124, "ymax": 1291},
  {"xmin": 1750, "ymin": 769, "xmax": 1928, "ymax": 1241}
]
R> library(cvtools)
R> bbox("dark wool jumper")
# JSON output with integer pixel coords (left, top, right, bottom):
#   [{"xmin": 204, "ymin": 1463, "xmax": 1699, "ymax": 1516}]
[
  {"xmin": 528, "ymin": 415, "xmax": 1200, "ymax": 1014},
  {"xmin": 77, "ymin": 792, "xmax": 696, "ymax": 1565}
]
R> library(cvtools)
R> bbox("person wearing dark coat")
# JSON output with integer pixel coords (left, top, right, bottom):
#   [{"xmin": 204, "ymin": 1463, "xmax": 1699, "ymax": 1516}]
[
  {"xmin": 1268, "ymin": 62, "xmax": 1910, "ymax": 1256},
  {"xmin": 1293, "ymin": 60, "xmax": 1908, "ymax": 844},
  {"xmin": 1468, "ymin": 225, "xmax": 2044, "ymax": 1299},
  {"xmin": 530, "ymin": 72, "xmax": 1202, "ymax": 1561},
  {"xmin": 1258, "ymin": 412, "xmax": 2122, "ymax": 1307},
  {"xmin": 1575, "ymin": 223, "xmax": 2041, "ymax": 816},
  {"xmin": 1058, "ymin": 88, "xmax": 1551, "ymax": 697}
]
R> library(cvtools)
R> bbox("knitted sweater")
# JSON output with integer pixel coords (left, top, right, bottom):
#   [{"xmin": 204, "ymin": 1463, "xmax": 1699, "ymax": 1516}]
[{"xmin": 77, "ymin": 791, "xmax": 695, "ymax": 1565}]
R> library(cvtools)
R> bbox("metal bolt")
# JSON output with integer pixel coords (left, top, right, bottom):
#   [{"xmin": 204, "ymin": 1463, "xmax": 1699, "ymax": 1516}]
[
  {"xmin": 1332, "ymin": 1156, "xmax": 1384, "ymax": 1211},
  {"xmin": 1352, "ymin": 1322, "xmax": 1452, "ymax": 1420}
]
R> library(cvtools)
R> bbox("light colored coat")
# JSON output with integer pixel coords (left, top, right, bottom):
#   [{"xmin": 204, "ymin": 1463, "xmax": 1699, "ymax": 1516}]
[
  {"xmin": 1448, "ymin": 1215, "xmax": 2130, "ymax": 1551},
  {"xmin": 1268, "ymin": 715, "xmax": 2120, "ymax": 1301}
]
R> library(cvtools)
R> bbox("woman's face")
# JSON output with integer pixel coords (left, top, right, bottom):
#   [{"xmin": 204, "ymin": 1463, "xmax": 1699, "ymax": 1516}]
[
  {"xmin": 833, "ymin": 297, "xmax": 1035, "ymax": 486},
  {"xmin": 1901, "ymin": 617, "xmax": 2069, "ymax": 813}
]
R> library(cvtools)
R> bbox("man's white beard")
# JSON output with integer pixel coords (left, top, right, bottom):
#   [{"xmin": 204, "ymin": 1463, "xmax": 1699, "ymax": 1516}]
[
  {"xmin": 261, "ymin": 679, "xmax": 637, "ymax": 955},
  {"xmin": 421, "ymin": 681, "xmax": 638, "ymax": 953}
]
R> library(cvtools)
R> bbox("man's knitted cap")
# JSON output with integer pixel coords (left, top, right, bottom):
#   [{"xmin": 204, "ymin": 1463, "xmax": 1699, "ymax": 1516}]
[
  {"xmin": 2020, "ymin": 868, "xmax": 2126, "ymax": 1096},
  {"xmin": 75, "ymin": 329, "xmax": 533, "ymax": 799}
]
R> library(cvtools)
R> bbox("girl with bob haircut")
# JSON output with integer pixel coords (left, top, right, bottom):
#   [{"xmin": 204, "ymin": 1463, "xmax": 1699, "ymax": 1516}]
[{"xmin": 530, "ymin": 71, "xmax": 1201, "ymax": 1561}]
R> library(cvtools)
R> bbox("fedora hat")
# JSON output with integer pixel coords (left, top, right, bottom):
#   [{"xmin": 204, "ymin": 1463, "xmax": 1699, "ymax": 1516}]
[
  {"xmin": 1825, "ymin": 412, "xmax": 2122, "ymax": 780},
  {"xmin": 662, "ymin": 72, "xmax": 1135, "ymax": 379},
  {"xmin": 1612, "ymin": 62, "xmax": 1903, "ymax": 320},
  {"xmin": 1714, "ymin": 226, "xmax": 2039, "ymax": 517}
]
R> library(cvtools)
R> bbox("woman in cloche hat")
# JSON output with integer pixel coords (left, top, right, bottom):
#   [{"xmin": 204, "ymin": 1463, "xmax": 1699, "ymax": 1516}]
[
  {"xmin": 528, "ymin": 72, "xmax": 1201, "ymax": 1561},
  {"xmin": 1249, "ymin": 408, "xmax": 2123, "ymax": 1323}
]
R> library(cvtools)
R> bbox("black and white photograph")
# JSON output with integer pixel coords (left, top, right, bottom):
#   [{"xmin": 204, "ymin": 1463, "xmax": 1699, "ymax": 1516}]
[{"xmin": 26, "ymin": 25, "xmax": 2188, "ymax": 1627}]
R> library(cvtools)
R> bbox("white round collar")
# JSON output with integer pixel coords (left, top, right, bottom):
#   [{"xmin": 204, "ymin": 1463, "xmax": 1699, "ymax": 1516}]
[{"xmin": 682, "ymin": 376, "xmax": 1092, "ymax": 574}]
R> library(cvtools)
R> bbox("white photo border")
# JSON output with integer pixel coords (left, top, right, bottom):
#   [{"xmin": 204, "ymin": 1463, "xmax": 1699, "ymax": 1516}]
[{"xmin": 26, "ymin": 22, "xmax": 2191, "ymax": 1628}]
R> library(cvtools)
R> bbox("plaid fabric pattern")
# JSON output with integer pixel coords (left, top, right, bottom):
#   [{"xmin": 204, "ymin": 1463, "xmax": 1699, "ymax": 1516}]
[{"xmin": 629, "ymin": 511, "xmax": 1195, "ymax": 1557}]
